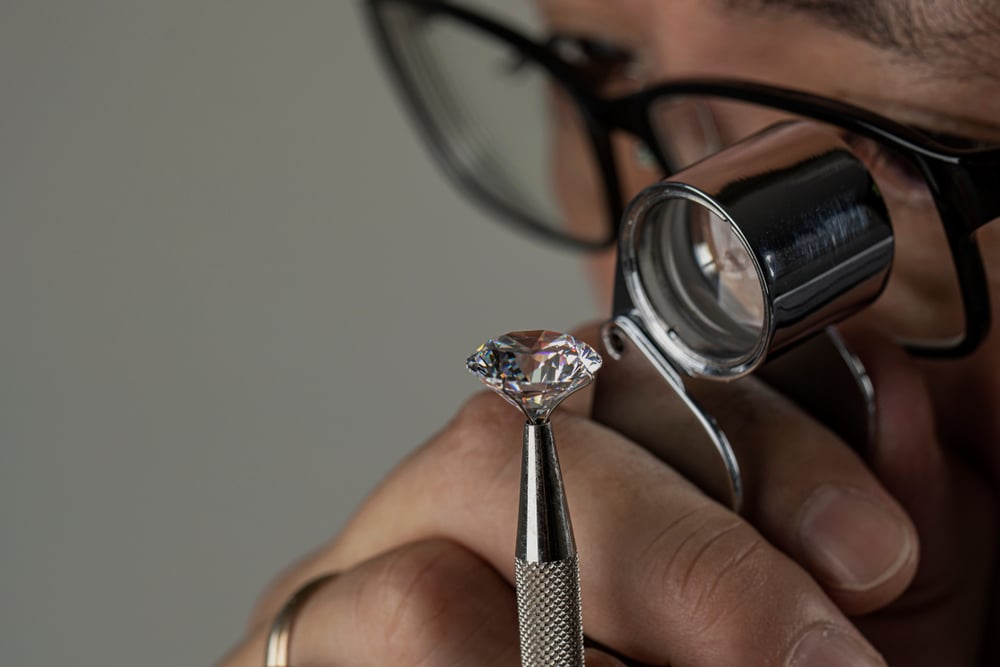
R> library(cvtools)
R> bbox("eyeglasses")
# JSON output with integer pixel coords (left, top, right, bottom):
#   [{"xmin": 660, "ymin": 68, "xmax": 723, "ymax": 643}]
[{"xmin": 365, "ymin": 0, "xmax": 1000, "ymax": 356}]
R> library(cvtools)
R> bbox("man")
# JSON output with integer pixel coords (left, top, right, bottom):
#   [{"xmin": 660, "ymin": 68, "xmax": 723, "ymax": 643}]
[{"xmin": 219, "ymin": 1, "xmax": 1000, "ymax": 664}]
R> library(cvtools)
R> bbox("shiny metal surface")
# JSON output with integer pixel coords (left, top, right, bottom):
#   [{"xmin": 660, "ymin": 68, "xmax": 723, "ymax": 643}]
[
  {"xmin": 618, "ymin": 121, "xmax": 893, "ymax": 379},
  {"xmin": 264, "ymin": 572, "xmax": 340, "ymax": 667},
  {"xmin": 592, "ymin": 317, "xmax": 875, "ymax": 509},
  {"xmin": 516, "ymin": 420, "xmax": 584, "ymax": 665},
  {"xmin": 595, "ymin": 315, "xmax": 743, "ymax": 510},
  {"xmin": 517, "ymin": 421, "xmax": 576, "ymax": 563},
  {"xmin": 515, "ymin": 555, "xmax": 585, "ymax": 667},
  {"xmin": 594, "ymin": 121, "xmax": 889, "ymax": 506}
]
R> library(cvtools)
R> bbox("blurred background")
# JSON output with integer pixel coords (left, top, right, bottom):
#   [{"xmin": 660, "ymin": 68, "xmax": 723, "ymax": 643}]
[{"xmin": 1, "ymin": 2, "xmax": 596, "ymax": 665}]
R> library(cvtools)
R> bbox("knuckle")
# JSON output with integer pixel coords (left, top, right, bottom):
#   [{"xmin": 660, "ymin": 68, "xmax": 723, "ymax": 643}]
[
  {"xmin": 358, "ymin": 540, "xmax": 485, "ymax": 661},
  {"xmin": 650, "ymin": 509, "xmax": 778, "ymax": 638},
  {"xmin": 432, "ymin": 391, "xmax": 523, "ymax": 465},
  {"xmin": 453, "ymin": 390, "xmax": 522, "ymax": 437}
]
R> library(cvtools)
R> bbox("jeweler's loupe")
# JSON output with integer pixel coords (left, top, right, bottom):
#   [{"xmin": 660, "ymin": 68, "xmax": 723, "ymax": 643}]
[
  {"xmin": 595, "ymin": 121, "xmax": 892, "ymax": 509},
  {"xmin": 620, "ymin": 120, "xmax": 892, "ymax": 379}
]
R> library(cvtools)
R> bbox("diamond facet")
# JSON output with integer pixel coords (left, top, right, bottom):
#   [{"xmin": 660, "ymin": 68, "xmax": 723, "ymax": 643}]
[{"xmin": 467, "ymin": 330, "xmax": 602, "ymax": 423}]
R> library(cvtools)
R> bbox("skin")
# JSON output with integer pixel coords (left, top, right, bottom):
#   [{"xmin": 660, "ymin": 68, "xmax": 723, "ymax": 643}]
[{"xmin": 217, "ymin": 1, "xmax": 1000, "ymax": 664}]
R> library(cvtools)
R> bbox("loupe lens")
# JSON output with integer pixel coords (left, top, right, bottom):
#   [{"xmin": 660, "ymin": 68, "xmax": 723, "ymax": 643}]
[
  {"xmin": 618, "ymin": 122, "xmax": 893, "ymax": 379},
  {"xmin": 636, "ymin": 195, "xmax": 765, "ymax": 364},
  {"xmin": 693, "ymin": 203, "xmax": 765, "ymax": 330},
  {"xmin": 649, "ymin": 95, "xmax": 962, "ymax": 345}
]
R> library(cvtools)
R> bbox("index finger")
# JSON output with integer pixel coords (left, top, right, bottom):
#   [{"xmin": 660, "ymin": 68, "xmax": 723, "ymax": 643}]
[{"xmin": 286, "ymin": 393, "xmax": 886, "ymax": 665}]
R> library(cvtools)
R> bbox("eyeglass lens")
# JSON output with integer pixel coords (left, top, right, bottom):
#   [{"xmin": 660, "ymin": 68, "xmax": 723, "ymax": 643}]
[
  {"xmin": 378, "ymin": 1, "xmax": 966, "ymax": 346},
  {"xmin": 378, "ymin": 2, "xmax": 615, "ymax": 244}
]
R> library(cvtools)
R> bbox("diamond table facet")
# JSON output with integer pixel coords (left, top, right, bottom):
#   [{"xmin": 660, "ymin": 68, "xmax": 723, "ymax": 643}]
[{"xmin": 467, "ymin": 330, "xmax": 602, "ymax": 424}]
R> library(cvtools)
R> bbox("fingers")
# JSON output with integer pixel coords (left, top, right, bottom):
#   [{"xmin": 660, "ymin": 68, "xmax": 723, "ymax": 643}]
[
  {"xmin": 590, "ymin": 327, "xmax": 918, "ymax": 615},
  {"xmin": 292, "ymin": 395, "xmax": 884, "ymax": 666},
  {"xmin": 294, "ymin": 540, "xmax": 519, "ymax": 665},
  {"xmin": 220, "ymin": 539, "xmax": 625, "ymax": 667},
  {"xmin": 703, "ymin": 374, "xmax": 918, "ymax": 613},
  {"xmin": 840, "ymin": 328, "xmax": 998, "ymax": 665}
]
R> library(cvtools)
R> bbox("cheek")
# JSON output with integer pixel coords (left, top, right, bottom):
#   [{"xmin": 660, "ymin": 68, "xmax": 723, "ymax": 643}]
[
  {"xmin": 613, "ymin": 133, "xmax": 664, "ymax": 201},
  {"xmin": 585, "ymin": 248, "xmax": 618, "ymax": 313},
  {"xmin": 862, "ymin": 203, "xmax": 964, "ymax": 339},
  {"xmin": 550, "ymin": 124, "xmax": 663, "ymax": 310}
]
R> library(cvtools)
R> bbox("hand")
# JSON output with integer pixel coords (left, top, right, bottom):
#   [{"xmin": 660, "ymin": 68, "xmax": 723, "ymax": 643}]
[
  {"xmin": 831, "ymin": 328, "xmax": 998, "ymax": 665},
  {"xmin": 218, "ymin": 323, "xmax": 929, "ymax": 666}
]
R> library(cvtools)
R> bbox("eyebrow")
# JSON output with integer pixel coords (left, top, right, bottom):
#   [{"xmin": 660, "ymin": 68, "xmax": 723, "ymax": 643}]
[
  {"xmin": 729, "ymin": 0, "xmax": 1000, "ymax": 82},
  {"xmin": 738, "ymin": 0, "xmax": 908, "ymax": 50}
]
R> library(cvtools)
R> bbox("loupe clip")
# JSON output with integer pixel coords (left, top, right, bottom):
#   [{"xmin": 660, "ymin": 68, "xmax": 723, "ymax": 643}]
[{"xmin": 594, "ymin": 121, "xmax": 891, "ymax": 510}]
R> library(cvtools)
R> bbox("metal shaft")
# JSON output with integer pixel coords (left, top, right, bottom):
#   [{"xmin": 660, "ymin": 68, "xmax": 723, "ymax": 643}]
[{"xmin": 515, "ymin": 420, "xmax": 585, "ymax": 667}]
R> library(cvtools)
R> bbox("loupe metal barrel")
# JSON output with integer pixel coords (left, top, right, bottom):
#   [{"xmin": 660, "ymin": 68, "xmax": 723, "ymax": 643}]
[{"xmin": 619, "ymin": 121, "xmax": 894, "ymax": 379}]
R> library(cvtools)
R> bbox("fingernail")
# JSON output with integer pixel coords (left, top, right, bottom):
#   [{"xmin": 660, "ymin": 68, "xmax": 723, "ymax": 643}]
[
  {"xmin": 798, "ymin": 485, "xmax": 913, "ymax": 591},
  {"xmin": 789, "ymin": 626, "xmax": 885, "ymax": 667}
]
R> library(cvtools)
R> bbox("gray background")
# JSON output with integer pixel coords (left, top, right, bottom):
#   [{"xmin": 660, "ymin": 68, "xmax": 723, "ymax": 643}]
[{"xmin": 1, "ymin": 2, "xmax": 596, "ymax": 665}]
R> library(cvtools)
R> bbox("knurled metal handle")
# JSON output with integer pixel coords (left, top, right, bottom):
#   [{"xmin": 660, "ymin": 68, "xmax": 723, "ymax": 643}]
[{"xmin": 515, "ymin": 555, "xmax": 585, "ymax": 667}]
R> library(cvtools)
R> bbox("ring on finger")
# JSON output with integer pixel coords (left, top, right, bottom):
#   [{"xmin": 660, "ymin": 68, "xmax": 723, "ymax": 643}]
[{"xmin": 264, "ymin": 572, "xmax": 339, "ymax": 667}]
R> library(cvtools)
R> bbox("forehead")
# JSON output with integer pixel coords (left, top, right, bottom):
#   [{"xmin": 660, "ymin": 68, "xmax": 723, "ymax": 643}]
[
  {"xmin": 730, "ymin": 0, "xmax": 1000, "ymax": 82},
  {"xmin": 532, "ymin": 0, "xmax": 1000, "ymax": 139},
  {"xmin": 534, "ymin": 0, "xmax": 1000, "ymax": 80}
]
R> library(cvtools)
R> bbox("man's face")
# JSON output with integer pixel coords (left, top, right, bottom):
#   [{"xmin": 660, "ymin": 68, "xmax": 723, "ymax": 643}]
[{"xmin": 538, "ymin": 0, "xmax": 1000, "ymax": 343}]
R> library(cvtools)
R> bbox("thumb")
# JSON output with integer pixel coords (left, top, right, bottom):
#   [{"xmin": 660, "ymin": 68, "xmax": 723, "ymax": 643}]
[{"xmin": 840, "ymin": 326, "xmax": 996, "ymax": 665}]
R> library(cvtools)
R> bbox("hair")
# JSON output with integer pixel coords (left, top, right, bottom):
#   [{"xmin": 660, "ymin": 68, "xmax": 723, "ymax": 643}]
[{"xmin": 729, "ymin": 0, "xmax": 1000, "ymax": 81}]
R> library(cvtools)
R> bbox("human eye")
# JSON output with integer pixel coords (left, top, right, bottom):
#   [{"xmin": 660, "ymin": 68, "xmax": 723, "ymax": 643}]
[{"xmin": 544, "ymin": 33, "xmax": 641, "ymax": 94}]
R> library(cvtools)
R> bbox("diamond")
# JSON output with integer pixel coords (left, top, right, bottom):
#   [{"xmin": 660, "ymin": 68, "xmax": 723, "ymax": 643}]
[{"xmin": 467, "ymin": 330, "xmax": 602, "ymax": 424}]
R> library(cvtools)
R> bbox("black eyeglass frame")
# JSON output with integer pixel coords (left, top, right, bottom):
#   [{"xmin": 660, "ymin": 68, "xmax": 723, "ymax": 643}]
[{"xmin": 365, "ymin": 0, "xmax": 1000, "ymax": 357}]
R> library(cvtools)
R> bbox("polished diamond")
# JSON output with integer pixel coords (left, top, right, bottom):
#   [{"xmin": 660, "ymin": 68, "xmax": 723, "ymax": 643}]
[{"xmin": 467, "ymin": 330, "xmax": 602, "ymax": 424}]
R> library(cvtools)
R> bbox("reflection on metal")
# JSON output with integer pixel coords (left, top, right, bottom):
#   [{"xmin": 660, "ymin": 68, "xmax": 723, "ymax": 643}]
[
  {"xmin": 618, "ymin": 121, "xmax": 893, "ymax": 379},
  {"xmin": 595, "ymin": 315, "xmax": 743, "ymax": 511},
  {"xmin": 515, "ymin": 420, "xmax": 584, "ymax": 667},
  {"xmin": 595, "ymin": 121, "xmax": 887, "ymax": 508}
]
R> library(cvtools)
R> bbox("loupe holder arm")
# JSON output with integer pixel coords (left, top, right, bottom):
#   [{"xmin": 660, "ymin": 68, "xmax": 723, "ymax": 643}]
[{"xmin": 594, "ymin": 315, "xmax": 875, "ymax": 511}]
